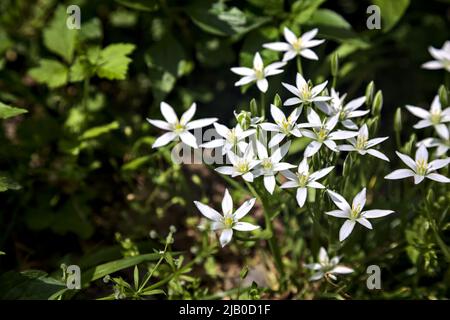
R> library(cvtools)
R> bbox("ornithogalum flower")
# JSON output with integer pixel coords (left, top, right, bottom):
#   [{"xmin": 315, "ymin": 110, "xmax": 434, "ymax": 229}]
[
  {"xmin": 304, "ymin": 247, "xmax": 354, "ymax": 281},
  {"xmin": 282, "ymin": 73, "xmax": 330, "ymax": 106},
  {"xmin": 231, "ymin": 52, "xmax": 286, "ymax": 93},
  {"xmin": 252, "ymin": 141, "xmax": 295, "ymax": 194},
  {"xmin": 194, "ymin": 189, "xmax": 259, "ymax": 247},
  {"xmin": 385, "ymin": 145, "xmax": 450, "ymax": 184},
  {"xmin": 326, "ymin": 188, "xmax": 394, "ymax": 242},
  {"xmin": 263, "ymin": 27, "xmax": 325, "ymax": 62},
  {"xmin": 417, "ymin": 136, "xmax": 449, "ymax": 157},
  {"xmin": 315, "ymin": 89, "xmax": 368, "ymax": 130},
  {"xmin": 200, "ymin": 123, "xmax": 255, "ymax": 155},
  {"xmin": 259, "ymin": 104, "xmax": 302, "ymax": 148},
  {"xmin": 338, "ymin": 124, "xmax": 390, "ymax": 161},
  {"xmin": 215, "ymin": 144, "xmax": 261, "ymax": 182},
  {"xmin": 406, "ymin": 95, "xmax": 450, "ymax": 140},
  {"xmin": 281, "ymin": 158, "xmax": 334, "ymax": 207},
  {"xmin": 422, "ymin": 41, "xmax": 450, "ymax": 72},
  {"xmin": 147, "ymin": 102, "xmax": 217, "ymax": 149},
  {"xmin": 300, "ymin": 108, "xmax": 358, "ymax": 157}
]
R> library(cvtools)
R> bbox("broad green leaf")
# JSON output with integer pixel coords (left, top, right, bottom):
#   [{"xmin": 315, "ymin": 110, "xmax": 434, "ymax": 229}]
[
  {"xmin": 293, "ymin": 0, "xmax": 326, "ymax": 24},
  {"xmin": 69, "ymin": 56, "xmax": 93, "ymax": 82},
  {"xmin": 79, "ymin": 18, "xmax": 103, "ymax": 41},
  {"xmin": 115, "ymin": 0, "xmax": 159, "ymax": 12},
  {"xmin": 145, "ymin": 35, "xmax": 189, "ymax": 77},
  {"xmin": 43, "ymin": 5, "xmax": 78, "ymax": 63},
  {"xmin": 96, "ymin": 43, "xmax": 135, "ymax": 80},
  {"xmin": 28, "ymin": 59, "xmax": 68, "ymax": 88},
  {"xmin": 0, "ymin": 102, "xmax": 27, "ymax": 119},
  {"xmin": 0, "ymin": 176, "xmax": 22, "ymax": 192},
  {"xmin": 373, "ymin": 0, "xmax": 410, "ymax": 32},
  {"xmin": 80, "ymin": 121, "xmax": 120, "ymax": 140},
  {"xmin": 308, "ymin": 9, "xmax": 352, "ymax": 29},
  {"xmin": 0, "ymin": 270, "xmax": 65, "ymax": 300}
]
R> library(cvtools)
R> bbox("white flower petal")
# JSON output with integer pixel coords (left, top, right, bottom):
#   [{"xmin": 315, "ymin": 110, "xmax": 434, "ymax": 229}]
[
  {"xmin": 325, "ymin": 210, "xmax": 349, "ymax": 218},
  {"xmin": 327, "ymin": 190, "xmax": 351, "ymax": 212},
  {"xmin": 366, "ymin": 149, "xmax": 390, "ymax": 162},
  {"xmin": 264, "ymin": 175, "xmax": 276, "ymax": 194},
  {"xmin": 362, "ymin": 209, "xmax": 394, "ymax": 218},
  {"xmin": 152, "ymin": 132, "xmax": 177, "ymax": 148},
  {"xmin": 296, "ymin": 187, "xmax": 307, "ymax": 207},
  {"xmin": 180, "ymin": 103, "xmax": 196, "ymax": 125},
  {"xmin": 215, "ymin": 166, "xmax": 235, "ymax": 175},
  {"xmin": 395, "ymin": 151, "xmax": 417, "ymax": 171},
  {"xmin": 339, "ymin": 220, "xmax": 356, "ymax": 242},
  {"xmin": 233, "ymin": 222, "xmax": 259, "ymax": 231},
  {"xmin": 405, "ymin": 105, "xmax": 430, "ymax": 119},
  {"xmin": 147, "ymin": 119, "xmax": 171, "ymax": 130},
  {"xmin": 328, "ymin": 130, "xmax": 358, "ymax": 140},
  {"xmin": 352, "ymin": 188, "xmax": 366, "ymax": 211},
  {"xmin": 160, "ymin": 101, "xmax": 178, "ymax": 124},
  {"xmin": 179, "ymin": 131, "xmax": 198, "ymax": 148},
  {"xmin": 185, "ymin": 118, "xmax": 218, "ymax": 130},
  {"xmin": 283, "ymin": 27, "xmax": 297, "ymax": 44},
  {"xmin": 256, "ymin": 78, "xmax": 269, "ymax": 93},
  {"xmin": 304, "ymin": 141, "xmax": 322, "ymax": 157},
  {"xmin": 300, "ymin": 48, "xmax": 318, "ymax": 60},
  {"xmin": 219, "ymin": 229, "xmax": 233, "ymax": 247},
  {"xmin": 428, "ymin": 158, "xmax": 450, "ymax": 171},
  {"xmin": 426, "ymin": 173, "xmax": 450, "ymax": 183},
  {"xmin": 234, "ymin": 198, "xmax": 257, "ymax": 220},
  {"xmin": 222, "ymin": 189, "xmax": 233, "ymax": 215},
  {"xmin": 194, "ymin": 201, "xmax": 223, "ymax": 222},
  {"xmin": 385, "ymin": 169, "xmax": 415, "ymax": 180},
  {"xmin": 284, "ymin": 97, "xmax": 301, "ymax": 106},
  {"xmin": 263, "ymin": 42, "xmax": 291, "ymax": 51},
  {"xmin": 230, "ymin": 67, "xmax": 254, "ymax": 76},
  {"xmin": 415, "ymin": 145, "xmax": 428, "ymax": 162},
  {"xmin": 330, "ymin": 266, "xmax": 354, "ymax": 274},
  {"xmin": 310, "ymin": 166, "xmax": 334, "ymax": 181},
  {"xmin": 356, "ymin": 217, "xmax": 372, "ymax": 229}
]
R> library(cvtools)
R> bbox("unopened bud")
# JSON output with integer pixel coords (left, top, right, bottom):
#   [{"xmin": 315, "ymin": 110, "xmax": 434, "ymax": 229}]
[
  {"xmin": 273, "ymin": 94, "xmax": 282, "ymax": 108},
  {"xmin": 365, "ymin": 81, "xmax": 375, "ymax": 107},
  {"xmin": 372, "ymin": 90, "xmax": 383, "ymax": 115},
  {"xmin": 235, "ymin": 110, "xmax": 252, "ymax": 130},
  {"xmin": 331, "ymin": 53, "xmax": 339, "ymax": 77},
  {"xmin": 394, "ymin": 108, "xmax": 402, "ymax": 132},
  {"xmin": 438, "ymin": 85, "xmax": 448, "ymax": 108}
]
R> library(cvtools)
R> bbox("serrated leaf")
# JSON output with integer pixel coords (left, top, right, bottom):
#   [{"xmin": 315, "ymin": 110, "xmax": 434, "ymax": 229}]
[
  {"xmin": 0, "ymin": 176, "xmax": 22, "ymax": 192},
  {"xmin": 43, "ymin": 6, "xmax": 78, "ymax": 63},
  {"xmin": 80, "ymin": 121, "xmax": 120, "ymax": 140},
  {"xmin": 28, "ymin": 59, "xmax": 68, "ymax": 88},
  {"xmin": 96, "ymin": 43, "xmax": 135, "ymax": 80},
  {"xmin": 0, "ymin": 102, "xmax": 27, "ymax": 119}
]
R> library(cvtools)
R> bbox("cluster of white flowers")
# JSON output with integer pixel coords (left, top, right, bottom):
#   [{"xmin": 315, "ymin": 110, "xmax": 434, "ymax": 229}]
[{"xmin": 147, "ymin": 29, "xmax": 450, "ymax": 281}]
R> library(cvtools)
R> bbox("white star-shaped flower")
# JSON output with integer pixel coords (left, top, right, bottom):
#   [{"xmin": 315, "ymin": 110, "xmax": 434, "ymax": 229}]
[
  {"xmin": 252, "ymin": 140, "xmax": 296, "ymax": 194},
  {"xmin": 406, "ymin": 95, "xmax": 450, "ymax": 140},
  {"xmin": 263, "ymin": 27, "xmax": 325, "ymax": 62},
  {"xmin": 417, "ymin": 136, "xmax": 449, "ymax": 157},
  {"xmin": 200, "ymin": 123, "xmax": 255, "ymax": 155},
  {"xmin": 338, "ymin": 124, "xmax": 389, "ymax": 161},
  {"xmin": 194, "ymin": 189, "xmax": 259, "ymax": 247},
  {"xmin": 315, "ymin": 89, "xmax": 368, "ymax": 130},
  {"xmin": 215, "ymin": 144, "xmax": 261, "ymax": 182},
  {"xmin": 259, "ymin": 104, "xmax": 302, "ymax": 148},
  {"xmin": 326, "ymin": 188, "xmax": 394, "ymax": 242},
  {"xmin": 385, "ymin": 145, "xmax": 450, "ymax": 184},
  {"xmin": 280, "ymin": 158, "xmax": 334, "ymax": 207},
  {"xmin": 147, "ymin": 102, "xmax": 217, "ymax": 149},
  {"xmin": 282, "ymin": 73, "xmax": 330, "ymax": 106},
  {"xmin": 422, "ymin": 41, "xmax": 450, "ymax": 72},
  {"xmin": 231, "ymin": 52, "xmax": 286, "ymax": 93},
  {"xmin": 300, "ymin": 108, "xmax": 358, "ymax": 157},
  {"xmin": 304, "ymin": 247, "xmax": 354, "ymax": 281}
]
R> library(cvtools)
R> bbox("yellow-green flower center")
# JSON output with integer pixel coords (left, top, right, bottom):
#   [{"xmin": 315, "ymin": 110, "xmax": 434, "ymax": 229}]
[
  {"xmin": 315, "ymin": 128, "xmax": 328, "ymax": 142},
  {"xmin": 430, "ymin": 112, "xmax": 441, "ymax": 125},
  {"xmin": 296, "ymin": 173, "xmax": 309, "ymax": 187},
  {"xmin": 262, "ymin": 159, "xmax": 273, "ymax": 170},
  {"xmin": 277, "ymin": 118, "xmax": 292, "ymax": 134},
  {"xmin": 350, "ymin": 204, "xmax": 361, "ymax": 220},
  {"xmin": 300, "ymin": 85, "xmax": 312, "ymax": 100},
  {"xmin": 223, "ymin": 216, "xmax": 234, "ymax": 228},
  {"xmin": 174, "ymin": 122, "xmax": 185, "ymax": 133},
  {"xmin": 236, "ymin": 161, "xmax": 250, "ymax": 173},
  {"xmin": 416, "ymin": 159, "xmax": 428, "ymax": 176},
  {"xmin": 339, "ymin": 110, "xmax": 347, "ymax": 121},
  {"xmin": 356, "ymin": 135, "xmax": 368, "ymax": 150},
  {"xmin": 254, "ymin": 68, "xmax": 265, "ymax": 80},
  {"xmin": 292, "ymin": 38, "xmax": 302, "ymax": 52}
]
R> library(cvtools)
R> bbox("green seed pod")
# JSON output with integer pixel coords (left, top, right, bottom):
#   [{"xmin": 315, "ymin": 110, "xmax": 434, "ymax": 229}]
[
  {"xmin": 372, "ymin": 90, "xmax": 383, "ymax": 115},
  {"xmin": 235, "ymin": 110, "xmax": 252, "ymax": 130},
  {"xmin": 394, "ymin": 108, "xmax": 402, "ymax": 132},
  {"xmin": 365, "ymin": 81, "xmax": 375, "ymax": 107},
  {"xmin": 273, "ymin": 93, "xmax": 282, "ymax": 108},
  {"xmin": 438, "ymin": 85, "xmax": 448, "ymax": 108},
  {"xmin": 331, "ymin": 53, "xmax": 339, "ymax": 77}
]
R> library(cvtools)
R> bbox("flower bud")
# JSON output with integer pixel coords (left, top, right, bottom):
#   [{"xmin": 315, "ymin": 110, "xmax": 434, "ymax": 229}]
[
  {"xmin": 372, "ymin": 90, "xmax": 383, "ymax": 115},
  {"xmin": 438, "ymin": 85, "xmax": 448, "ymax": 107},
  {"xmin": 343, "ymin": 154, "xmax": 353, "ymax": 177},
  {"xmin": 273, "ymin": 94, "xmax": 282, "ymax": 108},
  {"xmin": 365, "ymin": 81, "xmax": 375, "ymax": 107},
  {"xmin": 235, "ymin": 110, "xmax": 252, "ymax": 130},
  {"xmin": 331, "ymin": 53, "xmax": 339, "ymax": 77},
  {"xmin": 426, "ymin": 189, "xmax": 434, "ymax": 205},
  {"xmin": 250, "ymin": 98, "xmax": 258, "ymax": 116},
  {"xmin": 394, "ymin": 108, "xmax": 402, "ymax": 132},
  {"xmin": 403, "ymin": 134, "xmax": 416, "ymax": 155}
]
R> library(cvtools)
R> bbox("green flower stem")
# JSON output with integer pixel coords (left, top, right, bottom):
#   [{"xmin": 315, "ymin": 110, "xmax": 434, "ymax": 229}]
[
  {"xmin": 245, "ymin": 181, "xmax": 285, "ymax": 285},
  {"xmin": 296, "ymin": 56, "xmax": 303, "ymax": 75},
  {"xmin": 260, "ymin": 91, "xmax": 266, "ymax": 119}
]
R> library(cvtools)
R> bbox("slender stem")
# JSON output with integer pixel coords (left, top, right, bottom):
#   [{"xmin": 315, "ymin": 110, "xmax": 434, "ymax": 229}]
[
  {"xmin": 260, "ymin": 91, "xmax": 265, "ymax": 119},
  {"xmin": 296, "ymin": 55, "xmax": 303, "ymax": 75},
  {"xmin": 332, "ymin": 75, "xmax": 337, "ymax": 89}
]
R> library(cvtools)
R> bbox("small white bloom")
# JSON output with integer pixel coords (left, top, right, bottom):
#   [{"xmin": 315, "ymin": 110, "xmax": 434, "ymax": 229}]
[
  {"xmin": 263, "ymin": 27, "xmax": 325, "ymax": 62},
  {"xmin": 422, "ymin": 41, "xmax": 450, "ymax": 72},
  {"xmin": 315, "ymin": 89, "xmax": 368, "ymax": 130},
  {"xmin": 231, "ymin": 52, "xmax": 286, "ymax": 93},
  {"xmin": 280, "ymin": 158, "xmax": 334, "ymax": 207},
  {"xmin": 252, "ymin": 140, "xmax": 296, "ymax": 194},
  {"xmin": 300, "ymin": 108, "xmax": 359, "ymax": 157},
  {"xmin": 215, "ymin": 144, "xmax": 261, "ymax": 182},
  {"xmin": 406, "ymin": 95, "xmax": 450, "ymax": 140},
  {"xmin": 304, "ymin": 247, "xmax": 353, "ymax": 281},
  {"xmin": 417, "ymin": 136, "xmax": 449, "ymax": 157},
  {"xmin": 338, "ymin": 124, "xmax": 389, "ymax": 161},
  {"xmin": 194, "ymin": 189, "xmax": 259, "ymax": 247},
  {"xmin": 259, "ymin": 104, "xmax": 302, "ymax": 148},
  {"xmin": 147, "ymin": 102, "xmax": 217, "ymax": 149},
  {"xmin": 282, "ymin": 73, "xmax": 330, "ymax": 106},
  {"xmin": 326, "ymin": 188, "xmax": 394, "ymax": 242},
  {"xmin": 385, "ymin": 145, "xmax": 450, "ymax": 184},
  {"xmin": 200, "ymin": 123, "xmax": 255, "ymax": 155}
]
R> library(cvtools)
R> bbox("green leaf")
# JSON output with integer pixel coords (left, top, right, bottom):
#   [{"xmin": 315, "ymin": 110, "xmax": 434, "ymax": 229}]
[
  {"xmin": 96, "ymin": 43, "xmax": 135, "ymax": 80},
  {"xmin": 293, "ymin": 0, "xmax": 326, "ymax": 24},
  {"xmin": 140, "ymin": 289, "xmax": 165, "ymax": 296},
  {"xmin": 122, "ymin": 155, "xmax": 152, "ymax": 171},
  {"xmin": 0, "ymin": 270, "xmax": 66, "ymax": 300},
  {"xmin": 0, "ymin": 102, "xmax": 27, "ymax": 119},
  {"xmin": 115, "ymin": 0, "xmax": 159, "ymax": 12},
  {"xmin": 79, "ymin": 18, "xmax": 103, "ymax": 41},
  {"xmin": 372, "ymin": 0, "xmax": 410, "ymax": 32},
  {"xmin": 0, "ymin": 176, "xmax": 22, "ymax": 192},
  {"xmin": 69, "ymin": 56, "xmax": 92, "ymax": 82},
  {"xmin": 43, "ymin": 5, "xmax": 78, "ymax": 63},
  {"xmin": 28, "ymin": 59, "xmax": 68, "ymax": 88},
  {"xmin": 80, "ymin": 121, "xmax": 120, "ymax": 140},
  {"xmin": 308, "ymin": 9, "xmax": 352, "ymax": 30}
]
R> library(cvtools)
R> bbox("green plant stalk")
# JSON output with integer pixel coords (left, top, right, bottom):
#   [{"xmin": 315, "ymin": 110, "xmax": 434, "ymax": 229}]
[
  {"xmin": 332, "ymin": 75, "xmax": 338, "ymax": 89},
  {"xmin": 260, "ymin": 91, "xmax": 265, "ymax": 119},
  {"xmin": 296, "ymin": 56, "xmax": 303, "ymax": 75},
  {"xmin": 245, "ymin": 181, "xmax": 285, "ymax": 285}
]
